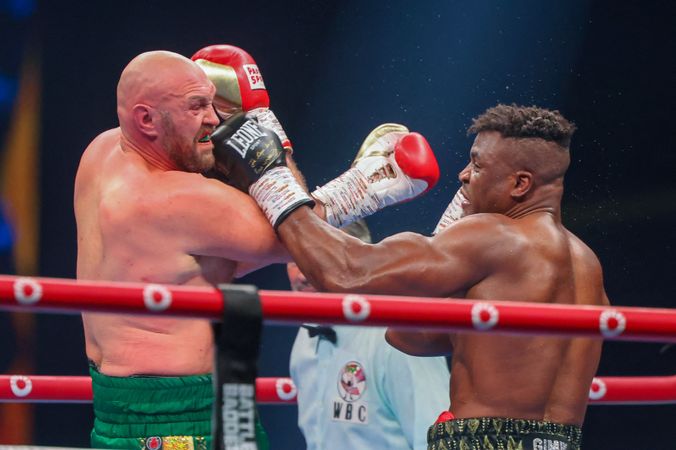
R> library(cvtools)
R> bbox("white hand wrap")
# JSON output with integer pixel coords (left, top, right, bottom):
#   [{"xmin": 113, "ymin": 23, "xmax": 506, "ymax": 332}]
[
  {"xmin": 312, "ymin": 125, "xmax": 428, "ymax": 228},
  {"xmin": 311, "ymin": 167, "xmax": 381, "ymax": 228},
  {"xmin": 432, "ymin": 189, "xmax": 467, "ymax": 235},
  {"xmin": 249, "ymin": 166, "xmax": 313, "ymax": 228},
  {"xmin": 248, "ymin": 108, "xmax": 291, "ymax": 152}
]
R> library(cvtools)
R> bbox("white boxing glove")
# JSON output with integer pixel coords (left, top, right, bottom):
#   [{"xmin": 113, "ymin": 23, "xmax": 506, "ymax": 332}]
[
  {"xmin": 432, "ymin": 188, "xmax": 467, "ymax": 235},
  {"xmin": 312, "ymin": 124, "xmax": 440, "ymax": 228}
]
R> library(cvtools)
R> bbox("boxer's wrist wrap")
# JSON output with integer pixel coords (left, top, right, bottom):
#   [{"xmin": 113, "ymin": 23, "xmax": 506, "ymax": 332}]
[
  {"xmin": 311, "ymin": 167, "xmax": 381, "ymax": 228},
  {"xmin": 249, "ymin": 166, "xmax": 314, "ymax": 229},
  {"xmin": 433, "ymin": 189, "xmax": 467, "ymax": 235},
  {"xmin": 248, "ymin": 108, "xmax": 292, "ymax": 153}
]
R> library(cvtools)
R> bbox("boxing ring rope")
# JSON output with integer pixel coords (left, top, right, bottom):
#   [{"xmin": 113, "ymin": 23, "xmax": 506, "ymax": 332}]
[
  {"xmin": 0, "ymin": 275, "xmax": 675, "ymax": 342},
  {"xmin": 1, "ymin": 274, "xmax": 675, "ymax": 449},
  {"xmin": 0, "ymin": 374, "xmax": 674, "ymax": 405},
  {"xmin": 0, "ymin": 375, "xmax": 297, "ymax": 405}
]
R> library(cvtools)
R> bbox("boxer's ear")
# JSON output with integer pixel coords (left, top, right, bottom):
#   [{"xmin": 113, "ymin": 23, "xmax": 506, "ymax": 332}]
[
  {"xmin": 511, "ymin": 170, "xmax": 533, "ymax": 199},
  {"xmin": 133, "ymin": 104, "xmax": 158, "ymax": 138}
]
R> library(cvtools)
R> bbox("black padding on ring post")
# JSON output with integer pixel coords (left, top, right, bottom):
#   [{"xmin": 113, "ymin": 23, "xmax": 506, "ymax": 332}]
[{"xmin": 212, "ymin": 284, "xmax": 262, "ymax": 450}]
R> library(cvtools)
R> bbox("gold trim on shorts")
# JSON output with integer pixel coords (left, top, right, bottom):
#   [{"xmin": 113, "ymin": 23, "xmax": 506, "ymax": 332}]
[{"xmin": 139, "ymin": 436, "xmax": 208, "ymax": 450}]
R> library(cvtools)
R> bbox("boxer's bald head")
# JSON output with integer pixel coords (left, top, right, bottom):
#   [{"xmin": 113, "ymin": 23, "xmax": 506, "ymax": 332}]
[
  {"xmin": 114, "ymin": 50, "xmax": 218, "ymax": 172},
  {"xmin": 117, "ymin": 51, "xmax": 208, "ymax": 129}
]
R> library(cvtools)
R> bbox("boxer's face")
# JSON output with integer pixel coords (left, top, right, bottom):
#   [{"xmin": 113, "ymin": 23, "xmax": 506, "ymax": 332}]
[
  {"xmin": 159, "ymin": 70, "xmax": 219, "ymax": 172},
  {"xmin": 287, "ymin": 263, "xmax": 315, "ymax": 292},
  {"xmin": 459, "ymin": 131, "xmax": 515, "ymax": 214}
]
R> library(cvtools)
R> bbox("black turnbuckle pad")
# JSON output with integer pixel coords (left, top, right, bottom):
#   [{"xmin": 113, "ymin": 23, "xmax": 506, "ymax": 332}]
[{"xmin": 212, "ymin": 284, "xmax": 262, "ymax": 450}]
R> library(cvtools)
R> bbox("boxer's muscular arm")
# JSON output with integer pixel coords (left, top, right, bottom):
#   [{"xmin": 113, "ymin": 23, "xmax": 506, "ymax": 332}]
[
  {"xmin": 384, "ymin": 329, "xmax": 453, "ymax": 356},
  {"xmin": 155, "ymin": 173, "xmax": 289, "ymax": 265},
  {"xmin": 277, "ymin": 207, "xmax": 499, "ymax": 297},
  {"xmin": 286, "ymin": 151, "xmax": 326, "ymax": 220},
  {"xmin": 232, "ymin": 152, "xmax": 323, "ymax": 277},
  {"xmin": 278, "ymin": 208, "xmax": 499, "ymax": 356},
  {"xmin": 286, "ymin": 152, "xmax": 307, "ymax": 190}
]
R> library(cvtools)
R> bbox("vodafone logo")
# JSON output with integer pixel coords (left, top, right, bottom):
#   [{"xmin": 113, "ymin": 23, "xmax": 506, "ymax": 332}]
[
  {"xmin": 275, "ymin": 378, "xmax": 297, "ymax": 401},
  {"xmin": 143, "ymin": 284, "xmax": 172, "ymax": 312},
  {"xmin": 13, "ymin": 277, "xmax": 42, "ymax": 305},
  {"xmin": 10, "ymin": 375, "xmax": 32, "ymax": 397},
  {"xmin": 471, "ymin": 302, "xmax": 499, "ymax": 330},
  {"xmin": 599, "ymin": 309, "xmax": 626, "ymax": 338},
  {"xmin": 588, "ymin": 377, "xmax": 607, "ymax": 400},
  {"xmin": 342, "ymin": 295, "xmax": 371, "ymax": 322},
  {"xmin": 243, "ymin": 64, "xmax": 266, "ymax": 90}
]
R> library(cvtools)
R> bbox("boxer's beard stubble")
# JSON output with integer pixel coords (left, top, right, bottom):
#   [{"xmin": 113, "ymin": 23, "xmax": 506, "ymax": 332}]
[{"xmin": 160, "ymin": 111, "xmax": 214, "ymax": 173}]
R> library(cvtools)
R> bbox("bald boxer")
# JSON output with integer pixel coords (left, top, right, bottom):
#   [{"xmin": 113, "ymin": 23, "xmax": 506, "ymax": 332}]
[
  {"xmin": 214, "ymin": 104, "xmax": 609, "ymax": 450},
  {"xmin": 75, "ymin": 50, "xmax": 283, "ymax": 450},
  {"xmin": 75, "ymin": 49, "xmax": 440, "ymax": 449}
]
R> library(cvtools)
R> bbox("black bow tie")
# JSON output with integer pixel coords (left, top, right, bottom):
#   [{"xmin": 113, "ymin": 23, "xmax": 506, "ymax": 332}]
[{"xmin": 302, "ymin": 324, "xmax": 337, "ymax": 344}]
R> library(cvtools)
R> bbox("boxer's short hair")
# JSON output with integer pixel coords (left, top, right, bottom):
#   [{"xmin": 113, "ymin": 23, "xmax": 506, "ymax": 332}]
[{"xmin": 468, "ymin": 104, "xmax": 576, "ymax": 148}]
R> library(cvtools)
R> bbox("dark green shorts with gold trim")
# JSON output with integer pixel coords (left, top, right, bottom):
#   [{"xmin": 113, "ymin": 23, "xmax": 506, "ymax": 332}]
[
  {"xmin": 89, "ymin": 366, "xmax": 269, "ymax": 450},
  {"xmin": 427, "ymin": 417, "xmax": 582, "ymax": 450}
]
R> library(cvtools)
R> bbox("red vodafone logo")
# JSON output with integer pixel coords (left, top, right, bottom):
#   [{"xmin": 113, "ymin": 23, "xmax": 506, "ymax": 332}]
[
  {"xmin": 10, "ymin": 375, "xmax": 32, "ymax": 397},
  {"xmin": 143, "ymin": 284, "xmax": 172, "ymax": 312},
  {"xmin": 471, "ymin": 302, "xmax": 499, "ymax": 330},
  {"xmin": 13, "ymin": 277, "xmax": 42, "ymax": 305},
  {"xmin": 599, "ymin": 309, "xmax": 626, "ymax": 338},
  {"xmin": 342, "ymin": 295, "xmax": 371, "ymax": 322},
  {"xmin": 588, "ymin": 377, "xmax": 607, "ymax": 400},
  {"xmin": 275, "ymin": 377, "xmax": 297, "ymax": 401}
]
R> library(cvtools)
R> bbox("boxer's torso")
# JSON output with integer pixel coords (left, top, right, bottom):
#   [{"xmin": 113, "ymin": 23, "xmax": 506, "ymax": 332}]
[
  {"xmin": 75, "ymin": 128, "xmax": 235, "ymax": 376},
  {"xmin": 448, "ymin": 212, "xmax": 605, "ymax": 426}
]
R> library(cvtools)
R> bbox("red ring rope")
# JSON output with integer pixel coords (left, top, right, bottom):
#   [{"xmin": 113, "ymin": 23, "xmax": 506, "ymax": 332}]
[
  {"xmin": 0, "ymin": 275, "xmax": 674, "ymax": 342},
  {"xmin": 0, "ymin": 374, "xmax": 672, "ymax": 405},
  {"xmin": 0, "ymin": 375, "xmax": 295, "ymax": 404}
]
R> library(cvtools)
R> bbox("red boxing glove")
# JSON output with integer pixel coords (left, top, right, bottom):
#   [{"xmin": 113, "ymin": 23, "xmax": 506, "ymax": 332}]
[
  {"xmin": 192, "ymin": 44, "xmax": 291, "ymax": 150},
  {"xmin": 394, "ymin": 132, "xmax": 440, "ymax": 196},
  {"xmin": 312, "ymin": 124, "xmax": 440, "ymax": 227},
  {"xmin": 192, "ymin": 44, "xmax": 269, "ymax": 116}
]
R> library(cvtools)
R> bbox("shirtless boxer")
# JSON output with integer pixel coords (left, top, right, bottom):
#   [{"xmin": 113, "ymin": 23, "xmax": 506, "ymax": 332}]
[
  {"xmin": 75, "ymin": 50, "xmax": 281, "ymax": 450},
  {"xmin": 213, "ymin": 104, "xmax": 609, "ymax": 449},
  {"xmin": 75, "ymin": 49, "xmax": 439, "ymax": 449}
]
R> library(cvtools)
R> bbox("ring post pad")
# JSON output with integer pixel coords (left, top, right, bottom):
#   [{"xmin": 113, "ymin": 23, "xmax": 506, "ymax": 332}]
[{"xmin": 212, "ymin": 284, "xmax": 262, "ymax": 450}]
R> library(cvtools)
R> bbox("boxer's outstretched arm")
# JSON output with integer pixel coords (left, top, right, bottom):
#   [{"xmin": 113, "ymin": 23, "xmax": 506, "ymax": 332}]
[
  {"xmin": 285, "ymin": 152, "xmax": 327, "ymax": 221},
  {"xmin": 384, "ymin": 329, "xmax": 453, "ymax": 356},
  {"xmin": 286, "ymin": 152, "xmax": 308, "ymax": 191},
  {"xmin": 277, "ymin": 207, "xmax": 496, "ymax": 297}
]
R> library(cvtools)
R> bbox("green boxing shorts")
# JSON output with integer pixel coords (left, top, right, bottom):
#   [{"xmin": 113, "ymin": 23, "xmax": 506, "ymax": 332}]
[
  {"xmin": 89, "ymin": 366, "xmax": 269, "ymax": 450},
  {"xmin": 427, "ymin": 416, "xmax": 582, "ymax": 450}
]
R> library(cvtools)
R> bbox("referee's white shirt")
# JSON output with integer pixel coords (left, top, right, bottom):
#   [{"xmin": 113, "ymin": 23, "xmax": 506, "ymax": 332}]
[{"xmin": 290, "ymin": 325, "xmax": 450, "ymax": 450}]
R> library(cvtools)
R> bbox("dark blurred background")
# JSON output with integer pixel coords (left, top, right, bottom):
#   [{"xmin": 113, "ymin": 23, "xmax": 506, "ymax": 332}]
[{"xmin": 1, "ymin": 0, "xmax": 674, "ymax": 448}]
